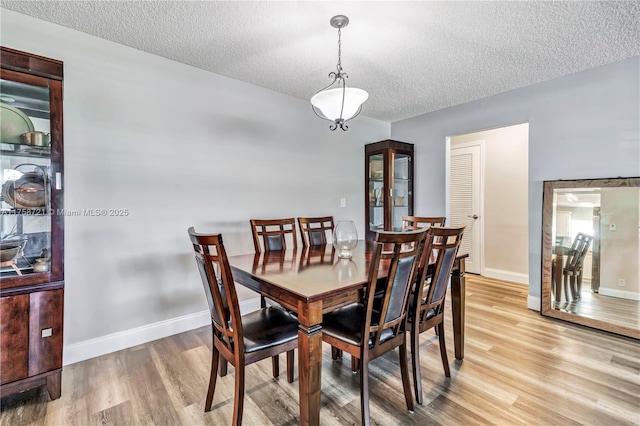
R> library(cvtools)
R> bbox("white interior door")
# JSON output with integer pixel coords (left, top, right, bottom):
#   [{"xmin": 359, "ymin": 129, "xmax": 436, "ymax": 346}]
[{"xmin": 450, "ymin": 144, "xmax": 482, "ymax": 274}]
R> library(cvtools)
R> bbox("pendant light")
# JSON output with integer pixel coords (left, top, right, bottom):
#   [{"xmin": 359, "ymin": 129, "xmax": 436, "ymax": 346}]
[{"xmin": 311, "ymin": 15, "xmax": 368, "ymax": 131}]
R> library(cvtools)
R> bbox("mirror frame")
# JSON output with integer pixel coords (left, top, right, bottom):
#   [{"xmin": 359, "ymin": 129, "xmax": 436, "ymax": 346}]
[{"xmin": 541, "ymin": 177, "xmax": 640, "ymax": 340}]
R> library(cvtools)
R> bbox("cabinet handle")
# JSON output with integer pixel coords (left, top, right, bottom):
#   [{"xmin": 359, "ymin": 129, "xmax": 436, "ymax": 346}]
[
  {"xmin": 56, "ymin": 172, "xmax": 62, "ymax": 190},
  {"xmin": 41, "ymin": 328, "xmax": 53, "ymax": 338}
]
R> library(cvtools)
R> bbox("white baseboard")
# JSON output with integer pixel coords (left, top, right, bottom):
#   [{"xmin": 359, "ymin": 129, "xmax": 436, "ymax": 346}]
[
  {"xmin": 527, "ymin": 295, "xmax": 540, "ymax": 312},
  {"xmin": 484, "ymin": 268, "xmax": 529, "ymax": 285},
  {"xmin": 598, "ymin": 288, "xmax": 640, "ymax": 301},
  {"xmin": 63, "ymin": 297, "xmax": 261, "ymax": 366}
]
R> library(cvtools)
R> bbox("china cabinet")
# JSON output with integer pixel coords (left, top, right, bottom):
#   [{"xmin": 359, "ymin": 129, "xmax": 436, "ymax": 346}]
[
  {"xmin": 364, "ymin": 140, "xmax": 414, "ymax": 240},
  {"xmin": 0, "ymin": 47, "xmax": 64, "ymax": 399}
]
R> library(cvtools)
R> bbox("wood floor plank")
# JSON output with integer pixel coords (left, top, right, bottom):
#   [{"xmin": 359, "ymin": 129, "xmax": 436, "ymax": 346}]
[
  {"xmin": 2, "ymin": 276, "xmax": 639, "ymax": 425},
  {"xmin": 91, "ymin": 400, "xmax": 134, "ymax": 426}
]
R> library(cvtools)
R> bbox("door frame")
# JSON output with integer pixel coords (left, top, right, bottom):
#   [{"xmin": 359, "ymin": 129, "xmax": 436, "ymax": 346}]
[{"xmin": 446, "ymin": 138, "xmax": 485, "ymax": 276}]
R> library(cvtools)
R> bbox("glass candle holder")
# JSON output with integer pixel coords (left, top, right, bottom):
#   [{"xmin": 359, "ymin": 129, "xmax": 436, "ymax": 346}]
[{"xmin": 333, "ymin": 220, "xmax": 358, "ymax": 259}]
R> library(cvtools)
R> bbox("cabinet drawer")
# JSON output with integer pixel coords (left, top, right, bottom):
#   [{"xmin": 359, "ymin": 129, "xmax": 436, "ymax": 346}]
[
  {"xmin": 0, "ymin": 294, "xmax": 29, "ymax": 385},
  {"xmin": 29, "ymin": 289, "xmax": 63, "ymax": 376}
]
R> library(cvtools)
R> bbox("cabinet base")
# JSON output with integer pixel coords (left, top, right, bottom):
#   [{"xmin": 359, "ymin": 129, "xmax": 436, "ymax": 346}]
[{"xmin": 0, "ymin": 369, "xmax": 61, "ymax": 400}]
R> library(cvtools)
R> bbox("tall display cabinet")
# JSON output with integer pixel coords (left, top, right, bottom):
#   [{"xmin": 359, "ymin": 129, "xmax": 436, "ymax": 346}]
[
  {"xmin": 365, "ymin": 140, "xmax": 414, "ymax": 240},
  {"xmin": 0, "ymin": 47, "xmax": 64, "ymax": 400}
]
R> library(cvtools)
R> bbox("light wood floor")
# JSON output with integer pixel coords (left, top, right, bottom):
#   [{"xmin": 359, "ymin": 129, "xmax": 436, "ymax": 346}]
[{"xmin": 2, "ymin": 276, "xmax": 639, "ymax": 425}]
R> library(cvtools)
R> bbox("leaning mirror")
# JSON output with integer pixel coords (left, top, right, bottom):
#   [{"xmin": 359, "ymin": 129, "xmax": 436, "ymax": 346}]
[{"xmin": 541, "ymin": 177, "xmax": 640, "ymax": 339}]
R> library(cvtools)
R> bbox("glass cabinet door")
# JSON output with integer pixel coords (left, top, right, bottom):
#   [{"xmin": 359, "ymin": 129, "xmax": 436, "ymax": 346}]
[
  {"xmin": 391, "ymin": 152, "xmax": 412, "ymax": 231},
  {"xmin": 367, "ymin": 153, "xmax": 385, "ymax": 234},
  {"xmin": 1, "ymin": 77, "xmax": 54, "ymax": 279},
  {"xmin": 365, "ymin": 140, "xmax": 414, "ymax": 240}
]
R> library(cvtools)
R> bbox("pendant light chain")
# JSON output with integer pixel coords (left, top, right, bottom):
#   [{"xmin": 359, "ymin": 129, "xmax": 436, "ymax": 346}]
[{"xmin": 337, "ymin": 26, "xmax": 342, "ymax": 73}]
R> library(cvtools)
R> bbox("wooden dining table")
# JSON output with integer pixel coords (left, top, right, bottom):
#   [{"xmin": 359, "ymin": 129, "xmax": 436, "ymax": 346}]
[{"xmin": 228, "ymin": 240, "xmax": 468, "ymax": 426}]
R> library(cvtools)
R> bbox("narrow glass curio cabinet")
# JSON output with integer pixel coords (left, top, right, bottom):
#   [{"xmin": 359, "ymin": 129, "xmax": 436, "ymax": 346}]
[
  {"xmin": 365, "ymin": 140, "xmax": 414, "ymax": 240},
  {"xmin": 0, "ymin": 47, "xmax": 64, "ymax": 400}
]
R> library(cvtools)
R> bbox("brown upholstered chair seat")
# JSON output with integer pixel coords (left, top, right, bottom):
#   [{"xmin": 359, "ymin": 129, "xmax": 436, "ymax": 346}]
[
  {"xmin": 322, "ymin": 304, "xmax": 394, "ymax": 348},
  {"xmin": 407, "ymin": 307, "xmax": 437, "ymax": 323},
  {"xmin": 241, "ymin": 307, "xmax": 299, "ymax": 353}
]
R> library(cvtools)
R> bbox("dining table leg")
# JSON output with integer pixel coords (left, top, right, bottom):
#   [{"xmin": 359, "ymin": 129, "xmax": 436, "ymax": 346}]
[
  {"xmin": 450, "ymin": 257, "xmax": 466, "ymax": 360},
  {"xmin": 297, "ymin": 300, "xmax": 323, "ymax": 426}
]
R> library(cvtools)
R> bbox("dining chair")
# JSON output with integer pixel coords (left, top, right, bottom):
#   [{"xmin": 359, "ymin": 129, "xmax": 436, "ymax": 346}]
[
  {"xmin": 367, "ymin": 216, "xmax": 447, "ymax": 321},
  {"xmin": 250, "ymin": 218, "xmax": 298, "ymax": 253},
  {"xmin": 297, "ymin": 216, "xmax": 334, "ymax": 247},
  {"xmin": 188, "ymin": 228, "xmax": 298, "ymax": 425},
  {"xmin": 321, "ymin": 229, "xmax": 428, "ymax": 426},
  {"xmin": 402, "ymin": 216, "xmax": 446, "ymax": 278},
  {"xmin": 408, "ymin": 225, "xmax": 465, "ymax": 405},
  {"xmin": 350, "ymin": 217, "xmax": 446, "ymax": 371},
  {"xmin": 401, "ymin": 215, "xmax": 446, "ymax": 232},
  {"xmin": 249, "ymin": 218, "xmax": 298, "ymax": 307},
  {"xmin": 249, "ymin": 218, "xmax": 298, "ymax": 379}
]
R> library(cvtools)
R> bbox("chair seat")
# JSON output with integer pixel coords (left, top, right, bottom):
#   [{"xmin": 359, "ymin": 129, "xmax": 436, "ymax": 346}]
[
  {"xmin": 242, "ymin": 307, "xmax": 298, "ymax": 354},
  {"xmin": 407, "ymin": 306, "xmax": 437, "ymax": 324},
  {"xmin": 322, "ymin": 304, "xmax": 394, "ymax": 348}
]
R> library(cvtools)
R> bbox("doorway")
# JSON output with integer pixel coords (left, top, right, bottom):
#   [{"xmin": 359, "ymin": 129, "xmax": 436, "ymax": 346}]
[
  {"xmin": 450, "ymin": 143, "xmax": 483, "ymax": 274},
  {"xmin": 446, "ymin": 123, "xmax": 529, "ymax": 283}
]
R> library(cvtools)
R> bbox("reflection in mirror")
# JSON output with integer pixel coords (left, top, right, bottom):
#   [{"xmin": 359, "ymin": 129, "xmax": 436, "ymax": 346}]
[{"xmin": 542, "ymin": 177, "xmax": 640, "ymax": 339}]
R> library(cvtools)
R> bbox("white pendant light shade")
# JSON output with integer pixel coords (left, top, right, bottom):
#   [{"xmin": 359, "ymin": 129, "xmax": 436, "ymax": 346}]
[{"xmin": 310, "ymin": 87, "xmax": 369, "ymax": 121}]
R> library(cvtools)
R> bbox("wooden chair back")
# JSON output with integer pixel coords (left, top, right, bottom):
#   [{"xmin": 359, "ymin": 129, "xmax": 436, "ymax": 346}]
[
  {"xmin": 402, "ymin": 215, "xmax": 446, "ymax": 280},
  {"xmin": 364, "ymin": 229, "xmax": 427, "ymax": 353},
  {"xmin": 413, "ymin": 226, "xmax": 465, "ymax": 327},
  {"xmin": 298, "ymin": 216, "xmax": 334, "ymax": 247},
  {"xmin": 188, "ymin": 228, "xmax": 243, "ymax": 356},
  {"xmin": 250, "ymin": 218, "xmax": 298, "ymax": 253},
  {"xmin": 564, "ymin": 232, "xmax": 593, "ymax": 273},
  {"xmin": 401, "ymin": 215, "xmax": 446, "ymax": 231}
]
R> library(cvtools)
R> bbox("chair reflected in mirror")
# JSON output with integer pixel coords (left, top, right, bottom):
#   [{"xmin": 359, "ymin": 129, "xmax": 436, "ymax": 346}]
[
  {"xmin": 552, "ymin": 232, "xmax": 593, "ymax": 302},
  {"xmin": 541, "ymin": 177, "xmax": 640, "ymax": 340}
]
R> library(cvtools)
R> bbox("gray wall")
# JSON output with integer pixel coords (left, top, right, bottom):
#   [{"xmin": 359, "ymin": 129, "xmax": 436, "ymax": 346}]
[
  {"xmin": 1, "ymin": 10, "xmax": 390, "ymax": 361},
  {"xmin": 391, "ymin": 56, "xmax": 640, "ymax": 301}
]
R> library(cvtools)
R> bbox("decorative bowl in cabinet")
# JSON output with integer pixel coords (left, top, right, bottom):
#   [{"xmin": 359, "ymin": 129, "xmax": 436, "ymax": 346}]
[{"xmin": 1, "ymin": 102, "xmax": 34, "ymax": 144}]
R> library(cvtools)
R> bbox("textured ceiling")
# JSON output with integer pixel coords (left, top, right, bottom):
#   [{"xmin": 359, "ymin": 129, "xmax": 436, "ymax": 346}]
[{"xmin": 1, "ymin": 1, "xmax": 639, "ymax": 122}]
